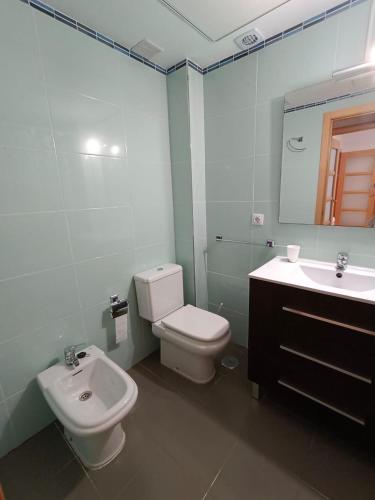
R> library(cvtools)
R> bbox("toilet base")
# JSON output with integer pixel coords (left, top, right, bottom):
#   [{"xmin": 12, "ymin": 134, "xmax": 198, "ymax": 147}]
[
  {"xmin": 160, "ymin": 339, "xmax": 216, "ymax": 384},
  {"xmin": 64, "ymin": 423, "xmax": 125, "ymax": 470}
]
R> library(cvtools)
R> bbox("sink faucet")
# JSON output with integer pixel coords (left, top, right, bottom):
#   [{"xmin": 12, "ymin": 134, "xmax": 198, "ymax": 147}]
[
  {"xmin": 64, "ymin": 344, "xmax": 85, "ymax": 368},
  {"xmin": 336, "ymin": 252, "xmax": 349, "ymax": 273}
]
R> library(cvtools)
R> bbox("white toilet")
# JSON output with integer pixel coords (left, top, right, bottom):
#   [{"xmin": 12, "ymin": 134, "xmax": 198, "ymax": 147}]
[
  {"xmin": 134, "ymin": 264, "xmax": 231, "ymax": 383},
  {"xmin": 37, "ymin": 345, "xmax": 138, "ymax": 470}
]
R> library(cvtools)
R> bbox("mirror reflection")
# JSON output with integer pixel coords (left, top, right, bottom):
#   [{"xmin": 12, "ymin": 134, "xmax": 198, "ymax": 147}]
[{"xmin": 280, "ymin": 76, "xmax": 375, "ymax": 228}]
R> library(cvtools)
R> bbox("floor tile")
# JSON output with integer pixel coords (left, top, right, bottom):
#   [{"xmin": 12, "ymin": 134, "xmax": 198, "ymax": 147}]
[
  {"xmin": 38, "ymin": 460, "xmax": 101, "ymax": 500},
  {"xmin": 87, "ymin": 414, "xmax": 168, "ymax": 500},
  {"xmin": 128, "ymin": 365, "xmax": 237, "ymax": 491},
  {"xmin": 204, "ymin": 440, "xmax": 302, "ymax": 500},
  {"xmin": 115, "ymin": 438, "xmax": 204, "ymax": 500},
  {"xmin": 0, "ymin": 424, "xmax": 73, "ymax": 500}
]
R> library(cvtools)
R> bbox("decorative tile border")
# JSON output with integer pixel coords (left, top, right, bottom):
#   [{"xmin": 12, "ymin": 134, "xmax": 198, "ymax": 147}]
[
  {"xmin": 22, "ymin": 0, "xmax": 167, "ymax": 74},
  {"xmin": 195, "ymin": 0, "xmax": 366, "ymax": 76},
  {"xmin": 20, "ymin": 0, "xmax": 366, "ymax": 77},
  {"xmin": 284, "ymin": 86, "xmax": 375, "ymax": 114}
]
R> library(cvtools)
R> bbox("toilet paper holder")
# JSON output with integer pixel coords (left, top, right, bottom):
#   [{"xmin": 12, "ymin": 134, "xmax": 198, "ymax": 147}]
[{"xmin": 110, "ymin": 295, "xmax": 128, "ymax": 319}]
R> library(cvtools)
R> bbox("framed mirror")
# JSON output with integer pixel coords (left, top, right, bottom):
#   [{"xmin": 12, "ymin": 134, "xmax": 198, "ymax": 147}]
[{"xmin": 279, "ymin": 74, "xmax": 375, "ymax": 228}]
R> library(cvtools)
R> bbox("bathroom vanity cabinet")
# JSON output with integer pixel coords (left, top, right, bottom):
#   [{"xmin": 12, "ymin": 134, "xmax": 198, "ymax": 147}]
[{"xmin": 248, "ymin": 278, "xmax": 375, "ymax": 441}]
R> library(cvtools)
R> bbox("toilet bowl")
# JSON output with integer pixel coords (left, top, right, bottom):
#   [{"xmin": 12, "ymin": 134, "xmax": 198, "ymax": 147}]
[
  {"xmin": 135, "ymin": 264, "xmax": 231, "ymax": 383},
  {"xmin": 37, "ymin": 345, "xmax": 138, "ymax": 470}
]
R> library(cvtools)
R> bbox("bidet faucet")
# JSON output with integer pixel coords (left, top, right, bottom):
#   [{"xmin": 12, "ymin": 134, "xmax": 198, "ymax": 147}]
[
  {"xmin": 64, "ymin": 344, "xmax": 85, "ymax": 367},
  {"xmin": 336, "ymin": 252, "xmax": 349, "ymax": 272}
]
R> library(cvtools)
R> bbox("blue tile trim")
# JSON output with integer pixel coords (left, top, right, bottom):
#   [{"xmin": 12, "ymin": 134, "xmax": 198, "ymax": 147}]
[
  {"xmin": 284, "ymin": 87, "xmax": 375, "ymax": 114},
  {"xmin": 20, "ymin": 0, "xmax": 365, "ymax": 78},
  {"xmin": 21, "ymin": 0, "xmax": 168, "ymax": 75},
  {"xmin": 167, "ymin": 0, "xmax": 365, "ymax": 75}
]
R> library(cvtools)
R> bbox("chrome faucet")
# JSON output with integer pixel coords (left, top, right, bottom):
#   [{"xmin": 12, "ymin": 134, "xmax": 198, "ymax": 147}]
[
  {"xmin": 336, "ymin": 252, "xmax": 349, "ymax": 272},
  {"xmin": 64, "ymin": 344, "xmax": 85, "ymax": 368}
]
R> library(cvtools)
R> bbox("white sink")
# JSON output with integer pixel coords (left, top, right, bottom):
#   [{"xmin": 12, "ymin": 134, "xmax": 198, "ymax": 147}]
[
  {"xmin": 38, "ymin": 345, "xmax": 138, "ymax": 470},
  {"xmin": 249, "ymin": 257, "xmax": 375, "ymax": 304},
  {"xmin": 300, "ymin": 265, "xmax": 375, "ymax": 292}
]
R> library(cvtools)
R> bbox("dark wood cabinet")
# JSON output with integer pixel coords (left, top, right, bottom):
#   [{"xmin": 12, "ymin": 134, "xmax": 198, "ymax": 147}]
[{"xmin": 248, "ymin": 278, "xmax": 375, "ymax": 441}]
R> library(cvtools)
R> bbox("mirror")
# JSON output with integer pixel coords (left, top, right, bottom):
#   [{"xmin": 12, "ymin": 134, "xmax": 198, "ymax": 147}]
[{"xmin": 280, "ymin": 74, "xmax": 375, "ymax": 227}]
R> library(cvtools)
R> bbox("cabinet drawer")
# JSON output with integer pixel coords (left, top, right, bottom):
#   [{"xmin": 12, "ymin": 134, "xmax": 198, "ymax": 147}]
[
  {"xmin": 280, "ymin": 306, "xmax": 375, "ymax": 381},
  {"xmin": 279, "ymin": 351, "xmax": 369, "ymax": 425}
]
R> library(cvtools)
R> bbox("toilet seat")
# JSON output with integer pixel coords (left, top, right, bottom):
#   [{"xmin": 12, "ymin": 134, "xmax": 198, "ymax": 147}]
[{"xmin": 161, "ymin": 305, "xmax": 229, "ymax": 342}]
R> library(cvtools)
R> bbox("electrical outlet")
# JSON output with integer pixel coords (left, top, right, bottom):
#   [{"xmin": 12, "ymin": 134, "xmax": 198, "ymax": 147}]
[{"xmin": 252, "ymin": 213, "xmax": 264, "ymax": 226}]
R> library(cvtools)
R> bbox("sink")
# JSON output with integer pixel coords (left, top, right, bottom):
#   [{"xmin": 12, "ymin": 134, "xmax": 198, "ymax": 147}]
[
  {"xmin": 249, "ymin": 256, "xmax": 375, "ymax": 304},
  {"xmin": 300, "ymin": 265, "xmax": 375, "ymax": 292},
  {"xmin": 38, "ymin": 345, "xmax": 138, "ymax": 470}
]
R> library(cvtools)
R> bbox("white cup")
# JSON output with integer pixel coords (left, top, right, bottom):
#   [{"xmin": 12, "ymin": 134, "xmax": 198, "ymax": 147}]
[{"xmin": 287, "ymin": 245, "xmax": 300, "ymax": 263}]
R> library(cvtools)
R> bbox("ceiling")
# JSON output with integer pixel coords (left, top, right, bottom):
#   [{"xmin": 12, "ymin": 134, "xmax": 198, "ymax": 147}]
[{"xmin": 46, "ymin": 0, "xmax": 345, "ymax": 68}]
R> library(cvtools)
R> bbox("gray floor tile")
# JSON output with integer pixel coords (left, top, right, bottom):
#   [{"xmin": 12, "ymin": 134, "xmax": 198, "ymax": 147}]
[
  {"xmin": 115, "ymin": 444, "xmax": 205, "ymax": 500},
  {"xmin": 128, "ymin": 365, "xmax": 237, "ymax": 491},
  {"xmin": 0, "ymin": 424, "xmax": 74, "ymax": 500},
  {"xmin": 38, "ymin": 460, "xmax": 101, "ymax": 500},
  {"xmin": 204, "ymin": 440, "xmax": 302, "ymax": 500},
  {"xmin": 298, "ymin": 432, "xmax": 375, "ymax": 500},
  {"xmin": 87, "ymin": 414, "xmax": 169, "ymax": 500}
]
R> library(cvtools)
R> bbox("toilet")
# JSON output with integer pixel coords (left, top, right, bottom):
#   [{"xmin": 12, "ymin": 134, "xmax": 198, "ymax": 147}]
[{"xmin": 134, "ymin": 264, "xmax": 231, "ymax": 383}]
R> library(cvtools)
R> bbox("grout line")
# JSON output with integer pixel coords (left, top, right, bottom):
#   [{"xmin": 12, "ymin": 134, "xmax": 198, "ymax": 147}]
[{"xmin": 201, "ymin": 440, "xmax": 239, "ymax": 500}]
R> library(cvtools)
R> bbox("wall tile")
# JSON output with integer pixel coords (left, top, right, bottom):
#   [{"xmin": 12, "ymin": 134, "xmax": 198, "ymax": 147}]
[
  {"xmin": 6, "ymin": 381, "xmax": 54, "ymax": 448},
  {"xmin": 36, "ymin": 11, "xmax": 122, "ymax": 105},
  {"xmin": 0, "ymin": 313, "xmax": 85, "ymax": 397},
  {"xmin": 204, "ymin": 55, "xmax": 257, "ymax": 116},
  {"xmin": 126, "ymin": 111, "xmax": 170, "ymax": 165},
  {"xmin": 130, "ymin": 160, "xmax": 173, "ymax": 205},
  {"xmin": 135, "ymin": 242, "xmax": 175, "ymax": 272},
  {"xmin": 133, "ymin": 201, "xmax": 174, "ymax": 248},
  {"xmin": 253, "ymin": 154, "xmax": 281, "ymax": 202},
  {"xmin": 67, "ymin": 206, "xmax": 134, "ymax": 261},
  {"xmin": 316, "ymin": 226, "xmax": 375, "ymax": 262},
  {"xmin": 207, "ymin": 239, "xmax": 252, "ymax": 279},
  {"xmin": 206, "ymin": 202, "xmax": 252, "ymax": 241},
  {"xmin": 257, "ymin": 16, "xmax": 338, "ymax": 103},
  {"xmin": 122, "ymin": 57, "xmax": 168, "ymax": 117},
  {"xmin": 255, "ymin": 98, "xmax": 284, "ymax": 156},
  {"xmin": 0, "ymin": 148, "xmax": 62, "ymax": 214},
  {"xmin": 207, "ymin": 272, "xmax": 249, "ymax": 316},
  {"xmin": 0, "ymin": 266, "xmax": 79, "ymax": 343},
  {"xmin": 48, "ymin": 87, "xmax": 125, "ymax": 157},
  {"xmin": 0, "ymin": 213, "xmax": 72, "ymax": 280},
  {"xmin": 76, "ymin": 251, "xmax": 135, "ymax": 309},
  {"xmin": 59, "ymin": 154, "xmax": 130, "ymax": 209},
  {"xmin": 205, "ymin": 106, "xmax": 255, "ymax": 163},
  {"xmin": 206, "ymin": 158, "xmax": 253, "ymax": 202}
]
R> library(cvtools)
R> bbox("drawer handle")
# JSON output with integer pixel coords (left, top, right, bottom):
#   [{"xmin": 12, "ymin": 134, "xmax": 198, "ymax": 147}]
[
  {"xmin": 282, "ymin": 306, "xmax": 375, "ymax": 338},
  {"xmin": 280, "ymin": 345, "xmax": 372, "ymax": 385},
  {"xmin": 278, "ymin": 379, "xmax": 365, "ymax": 426}
]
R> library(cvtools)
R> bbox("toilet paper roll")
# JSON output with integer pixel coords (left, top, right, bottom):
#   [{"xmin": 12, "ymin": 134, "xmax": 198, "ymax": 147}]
[{"xmin": 115, "ymin": 314, "xmax": 128, "ymax": 343}]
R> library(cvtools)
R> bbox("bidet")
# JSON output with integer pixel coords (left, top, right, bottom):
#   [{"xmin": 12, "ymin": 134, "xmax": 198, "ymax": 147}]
[{"xmin": 37, "ymin": 345, "xmax": 138, "ymax": 470}]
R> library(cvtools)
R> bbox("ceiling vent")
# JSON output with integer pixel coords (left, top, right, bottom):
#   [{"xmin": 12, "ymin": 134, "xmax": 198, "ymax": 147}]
[
  {"xmin": 234, "ymin": 29, "xmax": 264, "ymax": 50},
  {"xmin": 131, "ymin": 38, "xmax": 164, "ymax": 60}
]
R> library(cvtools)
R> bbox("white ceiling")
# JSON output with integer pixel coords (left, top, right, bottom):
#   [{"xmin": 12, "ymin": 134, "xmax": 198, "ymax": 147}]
[{"xmin": 46, "ymin": 0, "xmax": 345, "ymax": 68}]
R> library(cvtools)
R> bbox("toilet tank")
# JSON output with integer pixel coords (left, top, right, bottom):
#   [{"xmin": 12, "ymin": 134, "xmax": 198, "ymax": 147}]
[{"xmin": 134, "ymin": 264, "xmax": 184, "ymax": 322}]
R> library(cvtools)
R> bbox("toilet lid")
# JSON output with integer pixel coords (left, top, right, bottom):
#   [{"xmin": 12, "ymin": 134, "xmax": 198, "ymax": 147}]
[{"xmin": 162, "ymin": 305, "xmax": 229, "ymax": 341}]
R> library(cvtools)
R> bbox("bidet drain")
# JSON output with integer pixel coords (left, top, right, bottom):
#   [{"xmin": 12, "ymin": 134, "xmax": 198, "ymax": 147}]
[{"xmin": 79, "ymin": 391, "xmax": 92, "ymax": 401}]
